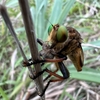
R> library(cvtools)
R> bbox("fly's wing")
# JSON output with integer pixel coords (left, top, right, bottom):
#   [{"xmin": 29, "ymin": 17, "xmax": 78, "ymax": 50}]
[
  {"xmin": 66, "ymin": 26, "xmax": 84, "ymax": 71},
  {"xmin": 68, "ymin": 45, "xmax": 84, "ymax": 71}
]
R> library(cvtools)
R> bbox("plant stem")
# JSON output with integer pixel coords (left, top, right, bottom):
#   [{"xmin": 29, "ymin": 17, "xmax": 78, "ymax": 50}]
[{"xmin": 18, "ymin": 0, "xmax": 44, "ymax": 99}]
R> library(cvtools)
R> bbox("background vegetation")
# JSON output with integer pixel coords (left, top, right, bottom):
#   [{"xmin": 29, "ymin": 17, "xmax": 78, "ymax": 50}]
[{"xmin": 0, "ymin": 0, "xmax": 100, "ymax": 100}]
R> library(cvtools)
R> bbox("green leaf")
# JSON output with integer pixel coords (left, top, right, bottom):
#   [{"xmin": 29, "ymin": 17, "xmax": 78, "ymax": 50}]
[
  {"xmin": 10, "ymin": 81, "xmax": 25, "ymax": 98},
  {"xmin": 0, "ymin": 87, "xmax": 9, "ymax": 100},
  {"xmin": 58, "ymin": 0, "xmax": 76, "ymax": 24},
  {"xmin": 32, "ymin": 0, "xmax": 48, "ymax": 39},
  {"xmin": 69, "ymin": 67, "xmax": 100, "ymax": 83},
  {"xmin": 6, "ymin": 0, "xmax": 18, "ymax": 7},
  {"xmin": 49, "ymin": 0, "xmax": 63, "ymax": 24}
]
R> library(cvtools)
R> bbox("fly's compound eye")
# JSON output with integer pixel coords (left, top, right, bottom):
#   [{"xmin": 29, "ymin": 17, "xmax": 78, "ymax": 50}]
[
  {"xmin": 48, "ymin": 24, "xmax": 53, "ymax": 35},
  {"xmin": 56, "ymin": 25, "xmax": 68, "ymax": 43}
]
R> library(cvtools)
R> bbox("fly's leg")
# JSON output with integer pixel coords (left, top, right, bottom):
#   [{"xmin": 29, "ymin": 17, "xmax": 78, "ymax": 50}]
[
  {"xmin": 23, "ymin": 56, "xmax": 67, "ymax": 67},
  {"xmin": 23, "ymin": 56, "xmax": 66, "ymax": 78},
  {"xmin": 37, "ymin": 38, "xmax": 44, "ymax": 46},
  {"xmin": 26, "ymin": 61, "xmax": 69, "ymax": 96},
  {"xmin": 38, "ymin": 64, "xmax": 70, "ymax": 96},
  {"xmin": 58, "ymin": 62, "xmax": 70, "ymax": 79}
]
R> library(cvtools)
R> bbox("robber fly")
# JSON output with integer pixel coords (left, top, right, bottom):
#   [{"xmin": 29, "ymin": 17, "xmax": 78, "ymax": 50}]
[
  {"xmin": 0, "ymin": 4, "xmax": 84, "ymax": 97},
  {"xmin": 47, "ymin": 24, "xmax": 84, "ymax": 71},
  {"xmin": 23, "ymin": 24, "xmax": 84, "ymax": 96}
]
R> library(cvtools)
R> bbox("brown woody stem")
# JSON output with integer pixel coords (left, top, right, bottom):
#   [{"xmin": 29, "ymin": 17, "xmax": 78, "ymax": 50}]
[{"xmin": 18, "ymin": 0, "xmax": 44, "ymax": 99}]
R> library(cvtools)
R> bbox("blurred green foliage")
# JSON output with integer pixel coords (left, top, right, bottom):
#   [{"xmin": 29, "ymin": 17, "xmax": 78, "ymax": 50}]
[{"xmin": 0, "ymin": 0, "xmax": 100, "ymax": 99}]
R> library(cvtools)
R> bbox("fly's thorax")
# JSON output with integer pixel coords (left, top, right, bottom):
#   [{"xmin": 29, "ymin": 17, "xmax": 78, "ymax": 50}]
[
  {"xmin": 66, "ymin": 26, "xmax": 82, "ymax": 43},
  {"xmin": 53, "ymin": 42, "xmax": 65, "ymax": 53}
]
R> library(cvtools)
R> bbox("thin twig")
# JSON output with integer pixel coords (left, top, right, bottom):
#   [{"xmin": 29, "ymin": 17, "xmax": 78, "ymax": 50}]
[
  {"xmin": 0, "ymin": 4, "xmax": 34, "ymax": 79},
  {"xmin": 0, "ymin": 5, "xmax": 27, "ymax": 60},
  {"xmin": 18, "ymin": 0, "xmax": 44, "ymax": 99}
]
